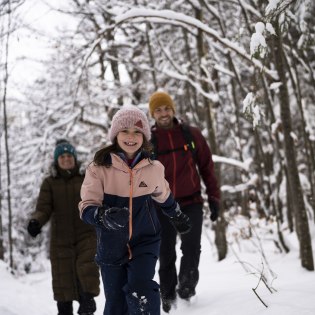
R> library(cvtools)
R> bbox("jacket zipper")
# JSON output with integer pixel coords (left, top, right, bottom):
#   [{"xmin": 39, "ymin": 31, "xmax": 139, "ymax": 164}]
[
  {"xmin": 167, "ymin": 132, "xmax": 177, "ymax": 196},
  {"xmin": 127, "ymin": 168, "xmax": 133, "ymax": 259}
]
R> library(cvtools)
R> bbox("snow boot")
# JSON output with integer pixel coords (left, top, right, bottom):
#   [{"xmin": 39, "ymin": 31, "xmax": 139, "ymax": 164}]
[
  {"xmin": 57, "ymin": 301, "xmax": 73, "ymax": 315},
  {"xmin": 162, "ymin": 297, "xmax": 177, "ymax": 313},
  {"xmin": 161, "ymin": 291, "xmax": 177, "ymax": 313},
  {"xmin": 78, "ymin": 292, "xmax": 96, "ymax": 315},
  {"xmin": 177, "ymin": 286, "xmax": 196, "ymax": 300}
]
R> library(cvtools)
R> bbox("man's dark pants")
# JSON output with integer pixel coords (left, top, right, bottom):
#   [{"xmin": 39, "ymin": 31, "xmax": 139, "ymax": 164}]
[{"xmin": 157, "ymin": 203, "xmax": 203, "ymax": 301}]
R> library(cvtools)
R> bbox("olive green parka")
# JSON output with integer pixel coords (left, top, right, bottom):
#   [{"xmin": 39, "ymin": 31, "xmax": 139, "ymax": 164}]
[{"xmin": 30, "ymin": 163, "xmax": 100, "ymax": 301}]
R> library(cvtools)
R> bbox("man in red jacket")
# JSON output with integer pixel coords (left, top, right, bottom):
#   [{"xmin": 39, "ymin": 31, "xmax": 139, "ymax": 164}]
[{"xmin": 149, "ymin": 91, "xmax": 220, "ymax": 313}]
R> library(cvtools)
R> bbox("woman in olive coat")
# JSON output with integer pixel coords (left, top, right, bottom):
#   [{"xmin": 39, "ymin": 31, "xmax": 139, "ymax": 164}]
[{"xmin": 27, "ymin": 140, "xmax": 100, "ymax": 315}]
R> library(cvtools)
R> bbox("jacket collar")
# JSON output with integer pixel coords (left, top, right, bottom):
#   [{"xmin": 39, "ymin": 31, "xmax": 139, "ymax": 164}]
[
  {"xmin": 50, "ymin": 163, "xmax": 80, "ymax": 179},
  {"xmin": 111, "ymin": 152, "xmax": 149, "ymax": 171},
  {"xmin": 116, "ymin": 151, "xmax": 142, "ymax": 168}
]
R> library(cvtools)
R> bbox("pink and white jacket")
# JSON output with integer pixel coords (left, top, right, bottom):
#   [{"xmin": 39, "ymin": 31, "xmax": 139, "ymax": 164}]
[{"xmin": 79, "ymin": 153, "xmax": 178, "ymax": 265}]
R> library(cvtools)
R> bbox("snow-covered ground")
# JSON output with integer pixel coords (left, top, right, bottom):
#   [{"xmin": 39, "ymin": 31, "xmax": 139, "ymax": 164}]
[{"xmin": 1, "ymin": 231, "xmax": 315, "ymax": 315}]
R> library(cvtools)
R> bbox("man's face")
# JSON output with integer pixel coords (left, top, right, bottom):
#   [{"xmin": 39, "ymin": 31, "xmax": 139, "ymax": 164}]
[{"xmin": 152, "ymin": 105, "xmax": 174, "ymax": 129}]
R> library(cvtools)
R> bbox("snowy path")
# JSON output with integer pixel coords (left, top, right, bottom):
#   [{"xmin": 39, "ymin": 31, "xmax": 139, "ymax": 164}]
[{"xmin": 1, "ymin": 234, "xmax": 315, "ymax": 315}]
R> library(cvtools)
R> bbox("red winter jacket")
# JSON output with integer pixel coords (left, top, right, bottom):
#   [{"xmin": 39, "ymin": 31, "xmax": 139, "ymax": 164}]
[{"xmin": 151, "ymin": 118, "xmax": 220, "ymax": 207}]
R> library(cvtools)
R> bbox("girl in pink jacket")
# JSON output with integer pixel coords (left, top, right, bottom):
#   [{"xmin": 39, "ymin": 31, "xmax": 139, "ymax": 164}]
[{"xmin": 79, "ymin": 105, "xmax": 191, "ymax": 315}]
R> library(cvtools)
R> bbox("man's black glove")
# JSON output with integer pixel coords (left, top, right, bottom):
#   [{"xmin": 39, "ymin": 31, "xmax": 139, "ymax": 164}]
[
  {"xmin": 169, "ymin": 211, "xmax": 192, "ymax": 234},
  {"xmin": 96, "ymin": 206, "xmax": 129, "ymax": 230},
  {"xmin": 27, "ymin": 219, "xmax": 41, "ymax": 237},
  {"xmin": 209, "ymin": 201, "xmax": 220, "ymax": 222}
]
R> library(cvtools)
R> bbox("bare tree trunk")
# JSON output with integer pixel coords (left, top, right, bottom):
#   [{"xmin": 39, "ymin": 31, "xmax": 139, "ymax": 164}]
[
  {"xmin": 2, "ymin": 0, "xmax": 13, "ymax": 268},
  {"xmin": 284, "ymin": 48, "xmax": 315, "ymax": 219},
  {"xmin": 274, "ymin": 20, "xmax": 314, "ymax": 271},
  {"xmin": 183, "ymin": 28, "xmax": 199, "ymax": 125},
  {"xmin": 195, "ymin": 7, "xmax": 227, "ymax": 261},
  {"xmin": 145, "ymin": 23, "xmax": 158, "ymax": 91},
  {"xmin": 0, "ymin": 135, "xmax": 4, "ymax": 260},
  {"xmin": 259, "ymin": 73, "xmax": 290, "ymax": 252},
  {"xmin": 285, "ymin": 171, "xmax": 294, "ymax": 233}
]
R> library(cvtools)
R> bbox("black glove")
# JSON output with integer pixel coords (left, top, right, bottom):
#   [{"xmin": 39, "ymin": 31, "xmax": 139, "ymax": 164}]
[
  {"xmin": 96, "ymin": 206, "xmax": 129, "ymax": 230},
  {"xmin": 169, "ymin": 211, "xmax": 192, "ymax": 234},
  {"xmin": 209, "ymin": 201, "xmax": 220, "ymax": 222},
  {"xmin": 27, "ymin": 219, "xmax": 41, "ymax": 237}
]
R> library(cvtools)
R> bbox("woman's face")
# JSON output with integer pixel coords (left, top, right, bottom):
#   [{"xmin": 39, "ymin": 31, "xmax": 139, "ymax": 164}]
[
  {"xmin": 58, "ymin": 153, "xmax": 76, "ymax": 170},
  {"xmin": 117, "ymin": 128, "xmax": 144, "ymax": 159}
]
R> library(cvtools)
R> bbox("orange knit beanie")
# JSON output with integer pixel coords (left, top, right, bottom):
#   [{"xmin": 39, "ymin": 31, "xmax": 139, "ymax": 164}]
[{"xmin": 149, "ymin": 91, "xmax": 175, "ymax": 117}]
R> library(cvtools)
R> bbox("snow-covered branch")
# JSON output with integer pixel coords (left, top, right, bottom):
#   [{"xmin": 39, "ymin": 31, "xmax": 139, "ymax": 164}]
[{"xmin": 115, "ymin": 8, "xmax": 279, "ymax": 80}]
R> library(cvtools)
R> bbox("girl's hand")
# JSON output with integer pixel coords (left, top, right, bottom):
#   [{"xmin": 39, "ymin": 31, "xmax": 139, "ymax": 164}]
[{"xmin": 96, "ymin": 206, "xmax": 129, "ymax": 230}]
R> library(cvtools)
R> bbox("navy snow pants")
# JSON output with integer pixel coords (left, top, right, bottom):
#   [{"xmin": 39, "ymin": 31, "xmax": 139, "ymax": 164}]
[{"xmin": 100, "ymin": 253, "xmax": 160, "ymax": 315}]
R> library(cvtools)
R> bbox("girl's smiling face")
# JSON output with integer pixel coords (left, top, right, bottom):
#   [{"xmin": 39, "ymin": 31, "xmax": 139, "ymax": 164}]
[{"xmin": 117, "ymin": 128, "xmax": 144, "ymax": 158}]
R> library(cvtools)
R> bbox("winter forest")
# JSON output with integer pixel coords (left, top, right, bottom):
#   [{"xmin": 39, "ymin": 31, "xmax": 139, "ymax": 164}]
[{"xmin": 0, "ymin": 0, "xmax": 315, "ymax": 312}]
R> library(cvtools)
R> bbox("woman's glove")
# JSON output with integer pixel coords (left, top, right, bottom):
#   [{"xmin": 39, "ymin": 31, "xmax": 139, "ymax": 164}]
[
  {"xmin": 27, "ymin": 219, "xmax": 41, "ymax": 237},
  {"xmin": 96, "ymin": 206, "xmax": 129, "ymax": 230}
]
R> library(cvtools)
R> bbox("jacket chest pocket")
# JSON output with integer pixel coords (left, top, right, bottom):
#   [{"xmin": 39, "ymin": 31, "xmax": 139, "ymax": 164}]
[{"xmin": 145, "ymin": 200, "xmax": 158, "ymax": 234}]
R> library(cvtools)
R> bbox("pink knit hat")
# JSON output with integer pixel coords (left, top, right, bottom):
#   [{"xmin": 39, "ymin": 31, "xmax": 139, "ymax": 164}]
[{"xmin": 109, "ymin": 105, "xmax": 151, "ymax": 142}]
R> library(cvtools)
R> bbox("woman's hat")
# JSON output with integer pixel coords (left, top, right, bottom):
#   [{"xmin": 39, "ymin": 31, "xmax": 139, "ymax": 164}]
[{"xmin": 54, "ymin": 139, "xmax": 77, "ymax": 162}]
